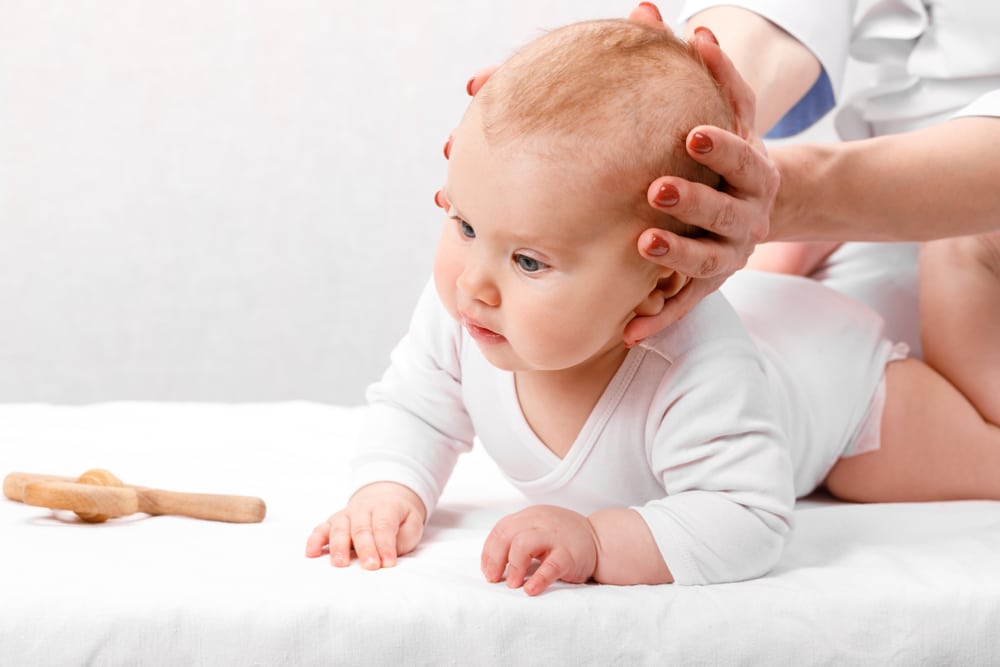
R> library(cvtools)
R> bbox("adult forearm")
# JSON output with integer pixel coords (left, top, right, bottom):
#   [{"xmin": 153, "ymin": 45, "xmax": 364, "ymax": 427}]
[
  {"xmin": 684, "ymin": 6, "xmax": 820, "ymax": 133},
  {"xmin": 769, "ymin": 117, "xmax": 1000, "ymax": 242}
]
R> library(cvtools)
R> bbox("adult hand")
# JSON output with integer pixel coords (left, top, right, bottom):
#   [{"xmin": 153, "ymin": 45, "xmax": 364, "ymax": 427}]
[
  {"xmin": 305, "ymin": 481, "xmax": 426, "ymax": 569},
  {"xmin": 481, "ymin": 505, "xmax": 598, "ymax": 596},
  {"xmin": 623, "ymin": 17, "xmax": 779, "ymax": 345},
  {"xmin": 452, "ymin": 4, "xmax": 779, "ymax": 344}
]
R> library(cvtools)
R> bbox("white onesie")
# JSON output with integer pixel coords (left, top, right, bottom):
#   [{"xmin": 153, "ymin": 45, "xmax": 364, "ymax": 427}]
[{"xmin": 351, "ymin": 271, "xmax": 898, "ymax": 585}]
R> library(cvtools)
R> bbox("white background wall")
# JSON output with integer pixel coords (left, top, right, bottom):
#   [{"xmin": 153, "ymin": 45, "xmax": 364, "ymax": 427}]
[
  {"xmin": 0, "ymin": 1, "xmax": 645, "ymax": 403},
  {"xmin": 2, "ymin": 2, "xmax": 838, "ymax": 404}
]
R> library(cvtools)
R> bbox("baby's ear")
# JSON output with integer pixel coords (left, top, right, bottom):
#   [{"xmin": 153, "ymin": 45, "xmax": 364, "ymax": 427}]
[{"xmin": 634, "ymin": 272, "xmax": 688, "ymax": 317}]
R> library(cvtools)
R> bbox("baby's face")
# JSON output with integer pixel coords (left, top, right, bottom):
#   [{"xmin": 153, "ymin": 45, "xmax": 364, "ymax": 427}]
[{"xmin": 433, "ymin": 104, "xmax": 665, "ymax": 375}]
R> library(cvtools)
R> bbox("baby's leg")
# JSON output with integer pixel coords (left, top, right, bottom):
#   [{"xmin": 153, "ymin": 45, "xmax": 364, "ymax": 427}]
[
  {"xmin": 746, "ymin": 241, "xmax": 841, "ymax": 276},
  {"xmin": 824, "ymin": 357, "xmax": 1000, "ymax": 502},
  {"xmin": 919, "ymin": 231, "xmax": 1000, "ymax": 424}
]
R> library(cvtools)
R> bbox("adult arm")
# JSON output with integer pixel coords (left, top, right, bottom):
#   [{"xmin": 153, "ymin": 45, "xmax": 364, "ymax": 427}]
[
  {"xmin": 680, "ymin": 5, "xmax": 821, "ymax": 133},
  {"xmin": 769, "ymin": 115, "xmax": 1000, "ymax": 242}
]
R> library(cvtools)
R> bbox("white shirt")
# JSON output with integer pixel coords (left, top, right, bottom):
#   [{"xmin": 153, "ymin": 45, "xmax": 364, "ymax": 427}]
[
  {"xmin": 352, "ymin": 271, "xmax": 896, "ymax": 585},
  {"xmin": 679, "ymin": 0, "xmax": 1000, "ymax": 136}
]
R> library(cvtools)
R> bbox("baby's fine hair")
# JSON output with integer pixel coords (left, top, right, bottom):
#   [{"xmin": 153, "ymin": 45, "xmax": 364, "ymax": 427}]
[{"xmin": 476, "ymin": 19, "xmax": 735, "ymax": 234}]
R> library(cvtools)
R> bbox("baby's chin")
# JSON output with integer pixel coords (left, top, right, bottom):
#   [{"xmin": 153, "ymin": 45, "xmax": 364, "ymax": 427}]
[{"xmin": 474, "ymin": 342, "xmax": 596, "ymax": 375}]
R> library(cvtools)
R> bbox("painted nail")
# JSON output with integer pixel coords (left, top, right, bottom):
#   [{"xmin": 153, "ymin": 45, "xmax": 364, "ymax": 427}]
[
  {"xmin": 693, "ymin": 26, "xmax": 719, "ymax": 46},
  {"xmin": 443, "ymin": 137, "xmax": 452, "ymax": 160},
  {"xmin": 466, "ymin": 77, "xmax": 476, "ymax": 96},
  {"xmin": 653, "ymin": 184, "xmax": 680, "ymax": 207},
  {"xmin": 690, "ymin": 131, "xmax": 713, "ymax": 154},
  {"xmin": 646, "ymin": 234, "xmax": 670, "ymax": 256},
  {"xmin": 434, "ymin": 190, "xmax": 445, "ymax": 209},
  {"xmin": 638, "ymin": 2, "xmax": 663, "ymax": 22}
]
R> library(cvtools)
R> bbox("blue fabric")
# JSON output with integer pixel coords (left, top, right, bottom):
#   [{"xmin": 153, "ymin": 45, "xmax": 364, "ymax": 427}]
[{"xmin": 765, "ymin": 69, "xmax": 835, "ymax": 138}]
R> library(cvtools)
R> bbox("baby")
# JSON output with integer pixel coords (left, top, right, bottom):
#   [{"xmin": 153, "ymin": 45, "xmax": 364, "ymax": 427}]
[{"xmin": 306, "ymin": 19, "xmax": 1000, "ymax": 594}]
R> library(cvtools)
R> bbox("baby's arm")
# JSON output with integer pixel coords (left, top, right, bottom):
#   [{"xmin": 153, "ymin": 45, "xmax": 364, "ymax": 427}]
[
  {"xmin": 306, "ymin": 281, "xmax": 473, "ymax": 568},
  {"xmin": 480, "ymin": 506, "xmax": 671, "ymax": 596},
  {"xmin": 305, "ymin": 481, "xmax": 426, "ymax": 569}
]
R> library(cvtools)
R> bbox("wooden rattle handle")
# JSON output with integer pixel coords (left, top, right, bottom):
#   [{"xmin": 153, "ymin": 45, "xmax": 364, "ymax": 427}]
[
  {"xmin": 4, "ymin": 472, "xmax": 76, "ymax": 502},
  {"xmin": 6, "ymin": 469, "xmax": 266, "ymax": 523},
  {"xmin": 134, "ymin": 488, "xmax": 266, "ymax": 523}
]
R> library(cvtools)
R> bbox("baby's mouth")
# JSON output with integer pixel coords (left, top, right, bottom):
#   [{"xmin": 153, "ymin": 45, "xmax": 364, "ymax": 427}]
[{"xmin": 463, "ymin": 317, "xmax": 506, "ymax": 344}]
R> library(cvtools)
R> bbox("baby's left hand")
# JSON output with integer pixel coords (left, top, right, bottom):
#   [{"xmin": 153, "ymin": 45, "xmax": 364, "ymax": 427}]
[{"xmin": 480, "ymin": 505, "xmax": 597, "ymax": 596}]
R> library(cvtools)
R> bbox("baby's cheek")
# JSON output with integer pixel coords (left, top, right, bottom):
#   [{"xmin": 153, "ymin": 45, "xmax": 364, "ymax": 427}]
[{"xmin": 432, "ymin": 242, "xmax": 460, "ymax": 321}]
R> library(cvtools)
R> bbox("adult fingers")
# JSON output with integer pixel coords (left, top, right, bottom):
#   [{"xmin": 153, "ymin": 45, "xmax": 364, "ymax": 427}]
[
  {"xmin": 645, "ymin": 178, "xmax": 749, "ymax": 249},
  {"xmin": 690, "ymin": 27, "xmax": 757, "ymax": 141},
  {"xmin": 627, "ymin": 3, "xmax": 670, "ymax": 31},
  {"xmin": 623, "ymin": 273, "xmax": 725, "ymax": 344},
  {"xmin": 466, "ymin": 65, "xmax": 498, "ymax": 96},
  {"xmin": 683, "ymin": 125, "xmax": 778, "ymax": 199}
]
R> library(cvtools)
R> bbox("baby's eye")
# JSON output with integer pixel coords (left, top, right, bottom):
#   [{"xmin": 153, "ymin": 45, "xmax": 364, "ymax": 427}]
[
  {"xmin": 514, "ymin": 253, "xmax": 548, "ymax": 273},
  {"xmin": 459, "ymin": 220, "xmax": 476, "ymax": 238}
]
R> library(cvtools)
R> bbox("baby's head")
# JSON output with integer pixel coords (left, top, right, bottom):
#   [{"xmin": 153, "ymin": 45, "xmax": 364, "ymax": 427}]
[
  {"xmin": 436, "ymin": 20, "xmax": 736, "ymax": 374},
  {"xmin": 473, "ymin": 19, "xmax": 734, "ymax": 234}
]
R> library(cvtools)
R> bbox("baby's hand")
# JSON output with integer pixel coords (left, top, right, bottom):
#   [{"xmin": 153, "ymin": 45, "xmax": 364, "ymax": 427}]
[
  {"xmin": 480, "ymin": 505, "xmax": 598, "ymax": 596},
  {"xmin": 305, "ymin": 482, "xmax": 426, "ymax": 569}
]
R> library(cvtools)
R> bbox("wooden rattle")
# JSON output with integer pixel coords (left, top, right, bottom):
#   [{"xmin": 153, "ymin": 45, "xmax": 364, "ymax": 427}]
[{"xmin": 3, "ymin": 469, "xmax": 266, "ymax": 523}]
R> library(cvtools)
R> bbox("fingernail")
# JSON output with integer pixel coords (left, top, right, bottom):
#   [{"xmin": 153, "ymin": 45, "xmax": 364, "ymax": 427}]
[
  {"xmin": 638, "ymin": 2, "xmax": 663, "ymax": 22},
  {"xmin": 443, "ymin": 137, "xmax": 452, "ymax": 160},
  {"xmin": 693, "ymin": 26, "xmax": 719, "ymax": 46},
  {"xmin": 364, "ymin": 556, "xmax": 380, "ymax": 570},
  {"xmin": 382, "ymin": 556, "xmax": 396, "ymax": 568},
  {"xmin": 690, "ymin": 131, "xmax": 713, "ymax": 154},
  {"xmin": 653, "ymin": 184, "xmax": 680, "ymax": 207},
  {"xmin": 466, "ymin": 77, "xmax": 476, "ymax": 96},
  {"xmin": 646, "ymin": 234, "xmax": 670, "ymax": 256},
  {"xmin": 434, "ymin": 190, "xmax": 445, "ymax": 209},
  {"xmin": 332, "ymin": 552, "xmax": 347, "ymax": 566}
]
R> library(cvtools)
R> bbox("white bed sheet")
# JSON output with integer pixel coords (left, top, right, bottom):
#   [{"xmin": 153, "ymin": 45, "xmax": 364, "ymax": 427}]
[{"xmin": 2, "ymin": 402, "xmax": 1000, "ymax": 665}]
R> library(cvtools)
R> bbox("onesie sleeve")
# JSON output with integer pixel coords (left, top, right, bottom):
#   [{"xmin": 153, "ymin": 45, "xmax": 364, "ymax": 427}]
[
  {"xmin": 953, "ymin": 90, "xmax": 1000, "ymax": 119},
  {"xmin": 633, "ymin": 344, "xmax": 796, "ymax": 585},
  {"xmin": 351, "ymin": 280, "xmax": 474, "ymax": 517}
]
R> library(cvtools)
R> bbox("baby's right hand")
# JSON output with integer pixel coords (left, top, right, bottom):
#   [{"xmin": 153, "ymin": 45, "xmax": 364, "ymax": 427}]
[{"xmin": 305, "ymin": 482, "xmax": 426, "ymax": 569}]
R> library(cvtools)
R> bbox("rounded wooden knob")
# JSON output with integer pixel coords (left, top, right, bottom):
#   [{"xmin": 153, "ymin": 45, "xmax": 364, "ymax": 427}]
[
  {"xmin": 8, "ymin": 468, "xmax": 266, "ymax": 523},
  {"xmin": 74, "ymin": 468, "xmax": 125, "ymax": 523}
]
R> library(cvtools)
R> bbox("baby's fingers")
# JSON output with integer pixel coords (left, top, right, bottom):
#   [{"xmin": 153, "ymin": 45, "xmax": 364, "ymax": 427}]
[
  {"xmin": 502, "ymin": 534, "xmax": 538, "ymax": 590},
  {"xmin": 371, "ymin": 506, "xmax": 406, "ymax": 568},
  {"xmin": 305, "ymin": 514, "xmax": 354, "ymax": 567},
  {"xmin": 523, "ymin": 552, "xmax": 569, "ymax": 597},
  {"xmin": 481, "ymin": 522, "xmax": 514, "ymax": 584},
  {"xmin": 305, "ymin": 520, "xmax": 331, "ymax": 558},
  {"xmin": 349, "ymin": 514, "xmax": 383, "ymax": 570},
  {"xmin": 327, "ymin": 513, "xmax": 353, "ymax": 567}
]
